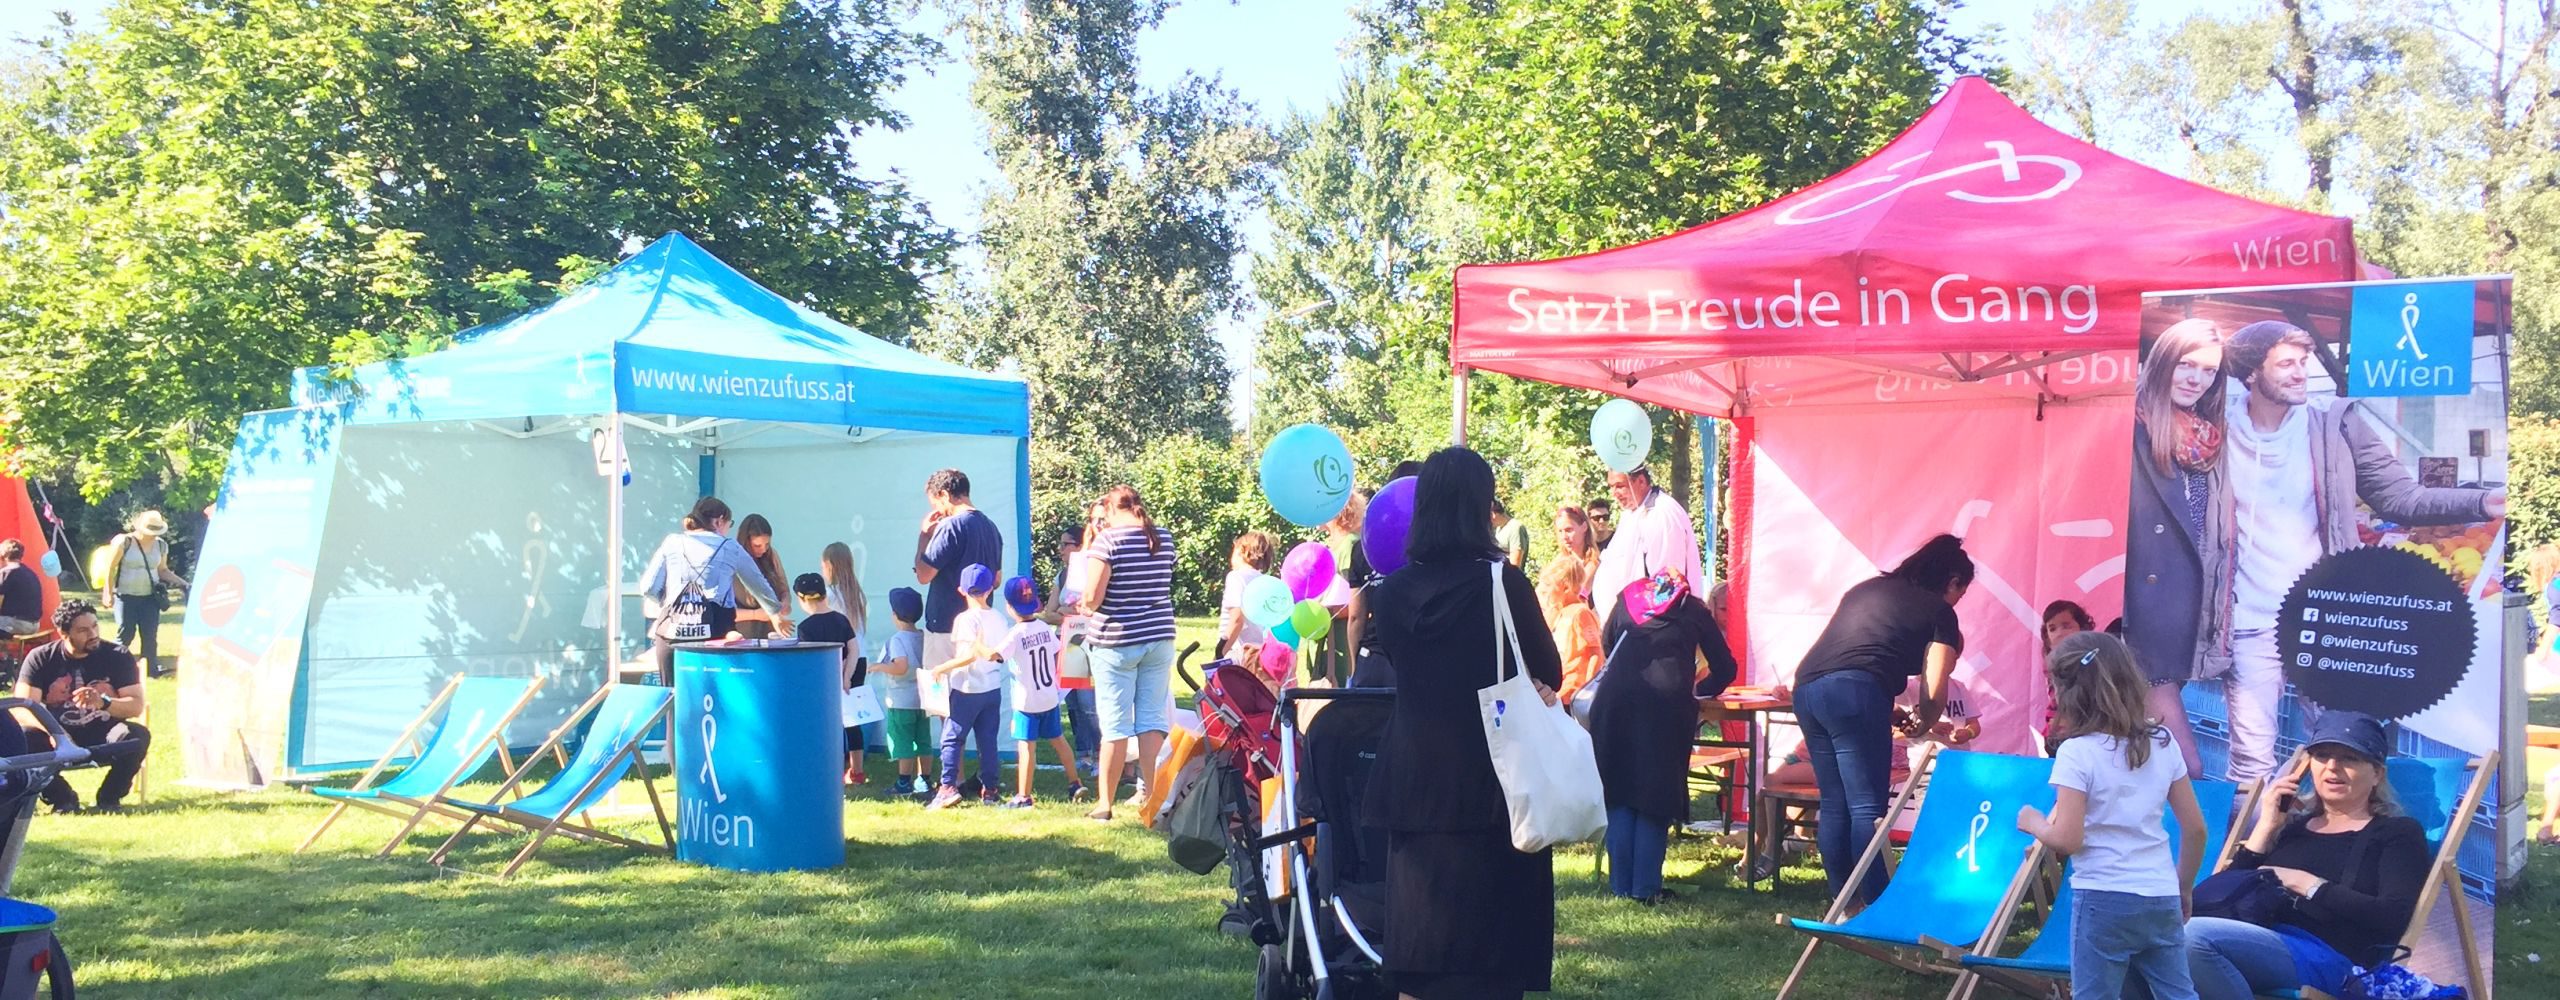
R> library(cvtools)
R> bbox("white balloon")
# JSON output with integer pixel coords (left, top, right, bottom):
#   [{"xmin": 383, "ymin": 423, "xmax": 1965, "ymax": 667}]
[{"xmin": 1590, "ymin": 398, "xmax": 1653, "ymax": 473}]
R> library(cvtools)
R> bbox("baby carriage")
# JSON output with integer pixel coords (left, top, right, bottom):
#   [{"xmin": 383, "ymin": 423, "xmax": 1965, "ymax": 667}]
[
  {"xmin": 0, "ymin": 699, "xmax": 99, "ymax": 1000},
  {"xmin": 1247, "ymin": 685, "xmax": 1393, "ymax": 1000}
]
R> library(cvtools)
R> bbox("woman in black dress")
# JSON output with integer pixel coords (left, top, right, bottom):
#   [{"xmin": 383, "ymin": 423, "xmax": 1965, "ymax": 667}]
[
  {"xmin": 1591, "ymin": 570, "xmax": 1737, "ymax": 902},
  {"xmin": 1364, "ymin": 447, "xmax": 1563, "ymax": 1000}
]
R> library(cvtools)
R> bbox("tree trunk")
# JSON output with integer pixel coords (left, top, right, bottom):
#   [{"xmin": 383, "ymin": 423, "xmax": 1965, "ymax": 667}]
[
  {"xmin": 2277, "ymin": 0, "xmax": 2333, "ymax": 200},
  {"xmin": 1669, "ymin": 413, "xmax": 1694, "ymax": 524}
]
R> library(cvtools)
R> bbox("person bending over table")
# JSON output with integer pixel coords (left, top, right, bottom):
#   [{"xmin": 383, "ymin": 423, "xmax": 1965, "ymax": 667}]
[
  {"xmin": 1789, "ymin": 534, "xmax": 1971, "ymax": 907},
  {"xmin": 13, "ymin": 600, "xmax": 149, "ymax": 814}
]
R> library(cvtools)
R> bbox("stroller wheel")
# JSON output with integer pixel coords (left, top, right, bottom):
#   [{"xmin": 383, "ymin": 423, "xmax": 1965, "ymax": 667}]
[{"xmin": 1253, "ymin": 942, "xmax": 1297, "ymax": 1000}]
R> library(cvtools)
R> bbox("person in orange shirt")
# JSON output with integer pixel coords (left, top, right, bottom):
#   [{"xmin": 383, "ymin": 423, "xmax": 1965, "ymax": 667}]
[{"xmin": 1537, "ymin": 550, "xmax": 1604, "ymax": 706}]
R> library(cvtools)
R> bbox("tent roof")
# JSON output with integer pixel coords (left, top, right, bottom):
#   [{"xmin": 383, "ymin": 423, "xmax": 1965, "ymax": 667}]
[
  {"xmin": 296, "ymin": 232, "xmax": 1029, "ymax": 436},
  {"xmin": 1450, "ymin": 77, "xmax": 2359, "ymax": 416}
]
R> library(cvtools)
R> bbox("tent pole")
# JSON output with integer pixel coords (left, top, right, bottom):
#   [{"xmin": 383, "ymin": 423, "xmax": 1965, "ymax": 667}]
[
  {"xmin": 603, "ymin": 416, "xmax": 625, "ymax": 687},
  {"xmin": 1451, "ymin": 365, "xmax": 1472, "ymax": 445}
]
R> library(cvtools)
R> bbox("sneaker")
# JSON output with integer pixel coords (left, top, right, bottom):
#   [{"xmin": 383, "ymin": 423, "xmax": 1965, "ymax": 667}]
[
  {"xmin": 889, "ymin": 776, "xmax": 915, "ymax": 796},
  {"xmin": 979, "ymin": 791, "xmax": 1002, "ymax": 808},
  {"xmin": 1001, "ymin": 796, "xmax": 1035, "ymax": 809},
  {"xmin": 90, "ymin": 803, "xmax": 125, "ymax": 815},
  {"xmin": 44, "ymin": 802, "xmax": 79, "ymax": 816},
  {"xmin": 925, "ymin": 786, "xmax": 963, "ymax": 811},
  {"xmin": 1066, "ymin": 781, "xmax": 1090, "ymax": 803}
]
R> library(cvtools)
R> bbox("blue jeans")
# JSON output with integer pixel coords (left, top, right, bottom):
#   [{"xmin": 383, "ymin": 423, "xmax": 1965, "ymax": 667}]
[
  {"xmin": 2073, "ymin": 890, "xmax": 2195, "ymax": 1000},
  {"xmin": 939, "ymin": 689, "xmax": 1002, "ymax": 791},
  {"xmin": 1605, "ymin": 806, "xmax": 1670, "ymax": 899},
  {"xmin": 1063, "ymin": 687, "xmax": 1099, "ymax": 757},
  {"xmin": 1796, "ymin": 669, "xmax": 1895, "ymax": 905},
  {"xmin": 2122, "ymin": 918, "xmax": 2299, "ymax": 1000}
]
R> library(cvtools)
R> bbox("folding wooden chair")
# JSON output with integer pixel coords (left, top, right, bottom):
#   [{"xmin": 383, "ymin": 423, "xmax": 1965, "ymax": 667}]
[
  {"xmin": 426, "ymin": 683, "xmax": 675, "ymax": 878},
  {"xmin": 297, "ymin": 675, "xmax": 544, "ymax": 858},
  {"xmin": 1950, "ymin": 778, "xmax": 2250, "ymax": 1000},
  {"xmin": 1773, "ymin": 747, "xmax": 2056, "ymax": 999}
]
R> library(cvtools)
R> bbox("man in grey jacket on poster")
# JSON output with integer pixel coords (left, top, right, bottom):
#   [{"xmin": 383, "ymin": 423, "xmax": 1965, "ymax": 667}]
[{"xmin": 2217, "ymin": 320, "xmax": 2503, "ymax": 782}]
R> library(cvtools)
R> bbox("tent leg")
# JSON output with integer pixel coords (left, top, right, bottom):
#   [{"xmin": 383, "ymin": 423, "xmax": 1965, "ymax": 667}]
[{"xmin": 1451, "ymin": 366, "xmax": 1472, "ymax": 446}]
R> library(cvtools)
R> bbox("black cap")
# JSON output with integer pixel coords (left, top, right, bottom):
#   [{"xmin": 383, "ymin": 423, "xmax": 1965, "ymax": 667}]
[{"xmin": 2303, "ymin": 711, "xmax": 2389, "ymax": 765}]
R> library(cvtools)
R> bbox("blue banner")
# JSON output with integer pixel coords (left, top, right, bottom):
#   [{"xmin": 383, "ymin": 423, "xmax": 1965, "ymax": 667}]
[
  {"xmin": 2348, "ymin": 280, "xmax": 2474, "ymax": 397},
  {"xmin": 618, "ymin": 344, "xmax": 1029, "ymax": 436}
]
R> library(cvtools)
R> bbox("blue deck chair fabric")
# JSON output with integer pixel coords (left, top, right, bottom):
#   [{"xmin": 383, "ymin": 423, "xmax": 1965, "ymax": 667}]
[
  {"xmin": 1788, "ymin": 750, "xmax": 2058, "ymax": 950},
  {"xmin": 1962, "ymin": 779, "xmax": 2242, "ymax": 981},
  {"xmin": 297, "ymin": 676, "xmax": 543, "ymax": 857},
  {"xmin": 427, "ymin": 684, "xmax": 676, "ymax": 877}
]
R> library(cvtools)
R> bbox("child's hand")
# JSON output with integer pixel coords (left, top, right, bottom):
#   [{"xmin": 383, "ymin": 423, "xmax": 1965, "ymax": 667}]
[{"xmin": 2016, "ymin": 804, "xmax": 2047, "ymax": 836}]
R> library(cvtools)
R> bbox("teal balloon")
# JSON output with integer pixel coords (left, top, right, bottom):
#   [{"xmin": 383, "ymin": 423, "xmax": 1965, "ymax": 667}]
[
  {"xmin": 1590, "ymin": 398, "xmax": 1652, "ymax": 473},
  {"xmin": 1288, "ymin": 599, "xmax": 1333, "ymax": 643},
  {"xmin": 1243, "ymin": 574, "xmax": 1295, "ymax": 628},
  {"xmin": 1259, "ymin": 423, "xmax": 1356, "ymax": 527},
  {"xmin": 1268, "ymin": 616, "xmax": 1300, "ymax": 647}
]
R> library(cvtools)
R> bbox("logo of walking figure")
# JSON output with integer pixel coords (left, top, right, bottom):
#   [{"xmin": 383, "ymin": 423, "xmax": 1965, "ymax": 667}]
[
  {"xmin": 699, "ymin": 694, "xmax": 727, "ymax": 804},
  {"xmin": 1954, "ymin": 801, "xmax": 1993, "ymax": 873},
  {"xmin": 1776, "ymin": 141, "xmax": 2082, "ymax": 226},
  {"xmin": 2395, "ymin": 292, "xmax": 2429, "ymax": 361}
]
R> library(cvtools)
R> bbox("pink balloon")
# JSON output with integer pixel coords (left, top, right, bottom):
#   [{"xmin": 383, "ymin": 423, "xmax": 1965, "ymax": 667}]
[
  {"xmin": 1259, "ymin": 640, "xmax": 1296, "ymax": 682},
  {"xmin": 1280, "ymin": 541, "xmax": 1337, "ymax": 602}
]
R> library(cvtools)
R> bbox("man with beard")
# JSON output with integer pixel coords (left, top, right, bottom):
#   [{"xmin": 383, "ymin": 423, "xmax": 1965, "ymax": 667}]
[
  {"xmin": 13, "ymin": 599, "xmax": 149, "ymax": 813},
  {"xmin": 2218, "ymin": 321, "xmax": 2502, "ymax": 782}
]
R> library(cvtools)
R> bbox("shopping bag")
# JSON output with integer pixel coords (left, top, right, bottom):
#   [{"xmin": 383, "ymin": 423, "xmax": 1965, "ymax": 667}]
[
  {"xmin": 1478, "ymin": 561, "xmax": 1608, "ymax": 852},
  {"xmin": 1059, "ymin": 641, "xmax": 1093, "ymax": 690},
  {"xmin": 839, "ymin": 684, "xmax": 886, "ymax": 728}
]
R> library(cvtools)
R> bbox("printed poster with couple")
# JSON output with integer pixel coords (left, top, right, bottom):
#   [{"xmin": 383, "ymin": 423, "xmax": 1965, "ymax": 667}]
[{"xmin": 2129, "ymin": 276, "xmax": 2510, "ymax": 988}]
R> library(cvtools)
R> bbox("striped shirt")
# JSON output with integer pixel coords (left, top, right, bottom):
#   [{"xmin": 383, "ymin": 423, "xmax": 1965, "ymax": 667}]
[{"xmin": 1093, "ymin": 525, "xmax": 1178, "ymax": 648}]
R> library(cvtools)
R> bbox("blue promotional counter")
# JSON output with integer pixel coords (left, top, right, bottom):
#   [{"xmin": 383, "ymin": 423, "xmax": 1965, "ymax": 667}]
[{"xmin": 671, "ymin": 640, "xmax": 845, "ymax": 871}]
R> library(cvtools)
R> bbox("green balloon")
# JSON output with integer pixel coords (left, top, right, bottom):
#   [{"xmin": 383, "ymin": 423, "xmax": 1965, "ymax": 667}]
[{"xmin": 1289, "ymin": 599, "xmax": 1333, "ymax": 643}]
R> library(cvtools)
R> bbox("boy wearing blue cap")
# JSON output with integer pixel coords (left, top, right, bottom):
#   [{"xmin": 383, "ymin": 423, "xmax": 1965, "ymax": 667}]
[
  {"xmin": 998, "ymin": 576, "xmax": 1085, "ymax": 807},
  {"xmin": 926, "ymin": 564, "xmax": 1007, "ymax": 809},
  {"xmin": 876, "ymin": 587, "xmax": 934, "ymax": 796}
]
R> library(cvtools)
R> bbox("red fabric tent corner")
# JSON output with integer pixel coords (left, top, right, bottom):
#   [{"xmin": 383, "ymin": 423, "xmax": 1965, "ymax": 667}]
[{"xmin": 1452, "ymin": 75, "xmax": 2357, "ymax": 416}]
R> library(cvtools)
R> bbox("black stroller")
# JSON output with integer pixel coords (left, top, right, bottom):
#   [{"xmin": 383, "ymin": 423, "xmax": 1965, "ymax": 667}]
[
  {"xmin": 1247, "ymin": 686, "xmax": 1392, "ymax": 1000},
  {"xmin": 0, "ymin": 699, "xmax": 97, "ymax": 999}
]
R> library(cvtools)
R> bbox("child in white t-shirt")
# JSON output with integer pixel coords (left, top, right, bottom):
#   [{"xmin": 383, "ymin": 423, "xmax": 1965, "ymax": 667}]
[
  {"xmin": 926, "ymin": 565, "xmax": 1010, "ymax": 810},
  {"xmin": 997, "ymin": 577, "xmax": 1086, "ymax": 807},
  {"xmin": 2017, "ymin": 633, "xmax": 2206, "ymax": 1000},
  {"xmin": 1218, "ymin": 531, "xmax": 1276, "ymax": 652}
]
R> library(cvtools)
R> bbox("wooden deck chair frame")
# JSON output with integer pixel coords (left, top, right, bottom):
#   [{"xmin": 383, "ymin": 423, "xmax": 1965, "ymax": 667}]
[
  {"xmin": 1949, "ymin": 777, "xmax": 2266, "ymax": 1000},
  {"xmin": 294, "ymin": 675, "xmax": 547, "ymax": 858},
  {"xmin": 1774, "ymin": 746, "xmax": 2048, "ymax": 999},
  {"xmin": 424, "ymin": 684, "xmax": 676, "ymax": 878}
]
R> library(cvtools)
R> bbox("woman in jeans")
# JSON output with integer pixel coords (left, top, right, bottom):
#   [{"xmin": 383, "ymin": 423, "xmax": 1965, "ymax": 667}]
[
  {"xmin": 1078, "ymin": 485, "xmax": 1177, "ymax": 822},
  {"xmin": 1790, "ymin": 534, "xmax": 1971, "ymax": 905}
]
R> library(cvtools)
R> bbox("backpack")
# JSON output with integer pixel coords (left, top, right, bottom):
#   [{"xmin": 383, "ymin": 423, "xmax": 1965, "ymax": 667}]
[
  {"xmin": 87, "ymin": 539, "xmax": 119, "ymax": 592},
  {"xmin": 656, "ymin": 537, "xmax": 728, "ymax": 642}
]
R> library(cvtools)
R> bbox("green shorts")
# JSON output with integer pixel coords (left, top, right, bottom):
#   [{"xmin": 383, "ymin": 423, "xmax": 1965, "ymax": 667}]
[{"xmin": 883, "ymin": 708, "xmax": 935, "ymax": 760}]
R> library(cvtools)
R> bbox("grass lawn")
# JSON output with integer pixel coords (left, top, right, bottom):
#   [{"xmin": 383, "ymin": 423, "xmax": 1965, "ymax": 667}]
[{"xmin": 10, "ymin": 607, "xmax": 2555, "ymax": 997}]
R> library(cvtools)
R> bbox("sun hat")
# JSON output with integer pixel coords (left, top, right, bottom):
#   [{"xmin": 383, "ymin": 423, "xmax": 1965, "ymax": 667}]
[{"xmin": 131, "ymin": 510, "xmax": 170, "ymax": 537}]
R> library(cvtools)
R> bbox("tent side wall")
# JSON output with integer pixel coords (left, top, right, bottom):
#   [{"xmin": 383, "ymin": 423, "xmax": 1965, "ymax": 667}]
[{"xmin": 179, "ymin": 407, "xmax": 346, "ymax": 789}]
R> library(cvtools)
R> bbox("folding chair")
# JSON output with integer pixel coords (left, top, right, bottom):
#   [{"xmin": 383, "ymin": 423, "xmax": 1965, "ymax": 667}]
[
  {"xmin": 426, "ymin": 683, "xmax": 675, "ymax": 878},
  {"xmin": 296, "ymin": 675, "xmax": 544, "ymax": 858},
  {"xmin": 1773, "ymin": 748, "xmax": 2055, "ymax": 999},
  {"xmin": 1952, "ymin": 778, "xmax": 2248, "ymax": 1000}
]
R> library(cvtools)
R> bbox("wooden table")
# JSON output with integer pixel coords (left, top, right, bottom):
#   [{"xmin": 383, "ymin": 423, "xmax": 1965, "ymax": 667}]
[{"xmin": 1697, "ymin": 689, "xmax": 1795, "ymax": 891}]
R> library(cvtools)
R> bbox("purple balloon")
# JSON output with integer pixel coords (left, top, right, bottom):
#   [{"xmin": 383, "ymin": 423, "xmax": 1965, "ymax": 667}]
[
  {"xmin": 1280, "ymin": 542, "xmax": 1337, "ymax": 602},
  {"xmin": 1362, "ymin": 476, "xmax": 1419, "ymax": 577}
]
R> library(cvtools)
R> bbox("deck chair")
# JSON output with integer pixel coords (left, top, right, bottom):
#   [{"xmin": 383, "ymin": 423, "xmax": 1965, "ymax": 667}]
[
  {"xmin": 1953, "ymin": 778, "xmax": 2248, "ymax": 1000},
  {"xmin": 297, "ymin": 675, "xmax": 544, "ymax": 858},
  {"xmin": 1773, "ymin": 748, "xmax": 2055, "ymax": 999},
  {"xmin": 2261, "ymin": 753, "xmax": 2500, "ymax": 1000},
  {"xmin": 426, "ymin": 683, "xmax": 675, "ymax": 878}
]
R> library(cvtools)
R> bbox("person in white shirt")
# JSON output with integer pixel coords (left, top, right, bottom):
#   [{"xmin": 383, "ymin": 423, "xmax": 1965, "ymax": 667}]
[
  {"xmin": 926, "ymin": 565, "xmax": 1009, "ymax": 810},
  {"xmin": 997, "ymin": 577, "xmax": 1085, "ymax": 807},
  {"xmin": 1591, "ymin": 465, "xmax": 1704, "ymax": 622},
  {"xmin": 2218, "ymin": 322, "xmax": 2501, "ymax": 782},
  {"xmin": 1217, "ymin": 531, "xmax": 1276, "ymax": 652},
  {"xmin": 2018, "ymin": 632, "xmax": 2207, "ymax": 1000}
]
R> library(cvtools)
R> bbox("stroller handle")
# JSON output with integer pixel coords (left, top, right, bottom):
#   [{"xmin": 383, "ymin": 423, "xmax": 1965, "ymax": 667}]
[
  {"xmin": 1173, "ymin": 642, "xmax": 1208, "ymax": 694},
  {"xmin": 0, "ymin": 698, "xmax": 93, "ymax": 775},
  {"xmin": 1279, "ymin": 687, "xmax": 1394, "ymax": 708}
]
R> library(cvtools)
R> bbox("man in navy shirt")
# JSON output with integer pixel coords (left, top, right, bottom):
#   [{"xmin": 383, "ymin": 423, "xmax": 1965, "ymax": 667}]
[{"xmin": 912, "ymin": 468, "xmax": 1005, "ymax": 714}]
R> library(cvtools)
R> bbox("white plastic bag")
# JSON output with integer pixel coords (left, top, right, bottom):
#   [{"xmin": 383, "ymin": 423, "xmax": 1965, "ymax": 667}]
[{"xmin": 1478, "ymin": 561, "xmax": 1609, "ymax": 852}]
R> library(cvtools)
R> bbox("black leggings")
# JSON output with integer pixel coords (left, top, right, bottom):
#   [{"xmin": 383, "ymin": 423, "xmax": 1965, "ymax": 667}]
[{"xmin": 649, "ymin": 603, "xmax": 737, "ymax": 686}]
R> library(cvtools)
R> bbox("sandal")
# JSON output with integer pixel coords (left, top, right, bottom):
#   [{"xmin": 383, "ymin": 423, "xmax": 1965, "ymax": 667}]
[{"xmin": 1085, "ymin": 807, "xmax": 1114, "ymax": 822}]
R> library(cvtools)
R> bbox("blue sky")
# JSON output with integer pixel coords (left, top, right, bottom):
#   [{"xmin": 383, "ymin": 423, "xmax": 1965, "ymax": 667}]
[{"xmin": 3, "ymin": 0, "xmax": 2219, "ymax": 416}]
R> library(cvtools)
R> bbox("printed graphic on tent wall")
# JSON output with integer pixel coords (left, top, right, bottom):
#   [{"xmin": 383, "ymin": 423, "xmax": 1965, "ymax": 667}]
[{"xmin": 2129, "ymin": 277, "xmax": 2509, "ymax": 993}]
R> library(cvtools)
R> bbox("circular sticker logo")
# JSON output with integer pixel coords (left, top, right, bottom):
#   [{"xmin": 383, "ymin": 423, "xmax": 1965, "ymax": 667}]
[
  {"xmin": 2277, "ymin": 546, "xmax": 2474, "ymax": 720},
  {"xmin": 198, "ymin": 563, "xmax": 248, "ymax": 630}
]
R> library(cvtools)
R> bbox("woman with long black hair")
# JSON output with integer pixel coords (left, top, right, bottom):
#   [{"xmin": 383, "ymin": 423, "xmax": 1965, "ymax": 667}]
[{"xmin": 1364, "ymin": 447, "xmax": 1562, "ymax": 1000}]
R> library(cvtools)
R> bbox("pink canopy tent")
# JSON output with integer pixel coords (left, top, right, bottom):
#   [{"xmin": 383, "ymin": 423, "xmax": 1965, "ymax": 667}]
[{"xmin": 1449, "ymin": 77, "xmax": 2359, "ymax": 755}]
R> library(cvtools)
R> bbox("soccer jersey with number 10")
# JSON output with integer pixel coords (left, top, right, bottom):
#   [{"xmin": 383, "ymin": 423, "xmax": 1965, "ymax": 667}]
[{"xmin": 1000, "ymin": 619, "xmax": 1066, "ymax": 714}]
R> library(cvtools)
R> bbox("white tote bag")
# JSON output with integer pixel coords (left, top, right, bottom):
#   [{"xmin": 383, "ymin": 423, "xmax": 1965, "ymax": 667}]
[{"xmin": 1478, "ymin": 561, "xmax": 1609, "ymax": 852}]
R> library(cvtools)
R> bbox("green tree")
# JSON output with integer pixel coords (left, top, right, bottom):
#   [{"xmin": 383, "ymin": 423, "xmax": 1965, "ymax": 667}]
[
  {"xmin": 0, "ymin": 0, "xmax": 949, "ymax": 501},
  {"xmin": 925, "ymin": 0, "xmax": 1275, "ymax": 454}
]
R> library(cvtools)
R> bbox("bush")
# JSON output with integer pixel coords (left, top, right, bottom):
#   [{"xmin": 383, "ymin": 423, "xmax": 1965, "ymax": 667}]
[{"xmin": 1028, "ymin": 435, "xmax": 1299, "ymax": 616}]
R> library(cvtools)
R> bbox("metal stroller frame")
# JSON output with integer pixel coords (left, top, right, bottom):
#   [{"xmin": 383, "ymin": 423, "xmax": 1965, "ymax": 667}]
[
  {"xmin": 0, "ymin": 698, "xmax": 101, "ymax": 1000},
  {"xmin": 1251, "ymin": 686, "xmax": 1392, "ymax": 1000}
]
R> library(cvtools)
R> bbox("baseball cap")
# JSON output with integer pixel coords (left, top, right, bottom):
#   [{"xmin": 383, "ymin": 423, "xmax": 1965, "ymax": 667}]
[
  {"xmin": 2302, "ymin": 712, "xmax": 2389, "ymax": 765},
  {"xmin": 888, "ymin": 587, "xmax": 923, "ymax": 623},
  {"xmin": 1002, "ymin": 576, "xmax": 1041, "ymax": 617},
  {"xmin": 792, "ymin": 572, "xmax": 826, "ymax": 598},
  {"xmin": 959, "ymin": 563, "xmax": 997, "ymax": 595}
]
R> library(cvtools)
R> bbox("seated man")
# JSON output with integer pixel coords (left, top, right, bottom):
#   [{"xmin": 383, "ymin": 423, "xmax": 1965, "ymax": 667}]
[
  {"xmin": 14, "ymin": 599, "xmax": 148, "ymax": 813},
  {"xmin": 0, "ymin": 540, "xmax": 44, "ymax": 637}
]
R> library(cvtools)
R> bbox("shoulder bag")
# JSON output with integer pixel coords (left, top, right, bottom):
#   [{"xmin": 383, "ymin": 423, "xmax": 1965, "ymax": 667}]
[
  {"xmin": 1479, "ymin": 560, "xmax": 1608, "ymax": 852},
  {"xmin": 655, "ymin": 537, "xmax": 728, "ymax": 642}
]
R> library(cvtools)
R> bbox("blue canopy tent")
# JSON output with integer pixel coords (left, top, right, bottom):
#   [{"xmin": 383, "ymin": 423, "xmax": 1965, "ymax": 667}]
[{"xmin": 178, "ymin": 233, "xmax": 1032, "ymax": 787}]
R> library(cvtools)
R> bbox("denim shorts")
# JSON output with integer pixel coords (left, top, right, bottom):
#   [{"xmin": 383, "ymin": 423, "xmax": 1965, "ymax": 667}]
[{"xmin": 1088, "ymin": 639, "xmax": 1173, "ymax": 740}]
